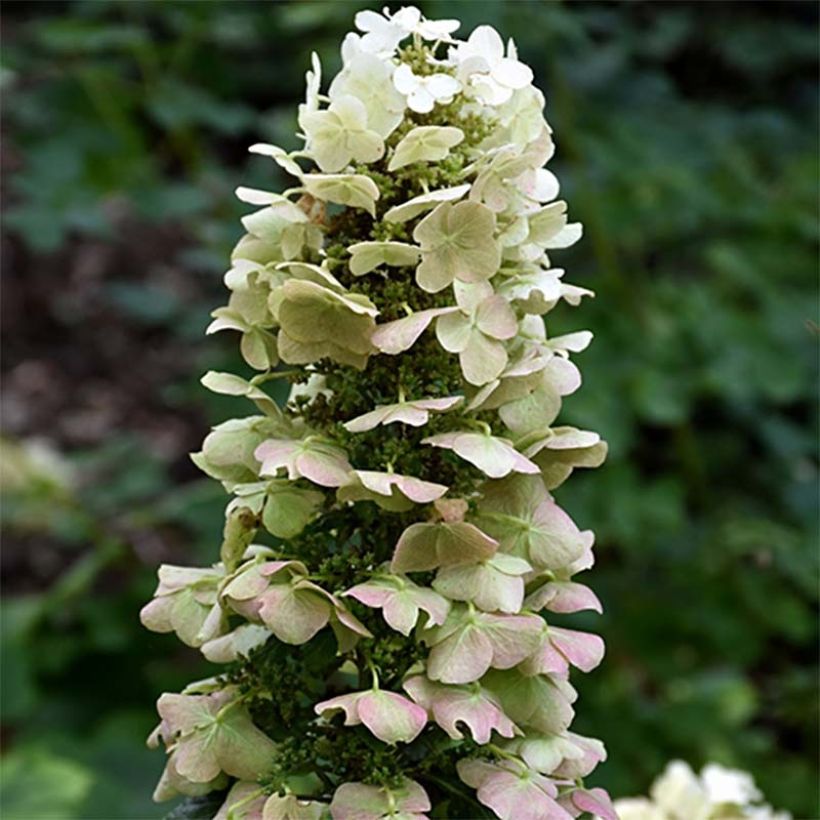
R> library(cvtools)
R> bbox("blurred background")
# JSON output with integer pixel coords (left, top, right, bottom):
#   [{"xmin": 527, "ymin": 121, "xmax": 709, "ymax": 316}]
[{"xmin": 1, "ymin": 1, "xmax": 817, "ymax": 818}]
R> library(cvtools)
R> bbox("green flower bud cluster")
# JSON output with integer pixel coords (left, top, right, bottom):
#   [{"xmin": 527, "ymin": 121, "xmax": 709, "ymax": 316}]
[{"xmin": 141, "ymin": 7, "xmax": 613, "ymax": 819}]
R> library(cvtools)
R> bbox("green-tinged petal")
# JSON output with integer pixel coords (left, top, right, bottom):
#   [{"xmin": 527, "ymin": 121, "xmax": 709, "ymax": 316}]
[
  {"xmin": 302, "ymin": 174, "xmax": 380, "ymax": 216},
  {"xmin": 347, "ymin": 241, "xmax": 420, "ymax": 276},
  {"xmin": 388, "ymin": 125, "xmax": 464, "ymax": 171}
]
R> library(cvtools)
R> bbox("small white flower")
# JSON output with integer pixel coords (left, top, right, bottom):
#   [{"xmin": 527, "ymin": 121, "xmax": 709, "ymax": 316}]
[
  {"xmin": 393, "ymin": 64, "xmax": 460, "ymax": 114},
  {"xmin": 701, "ymin": 763, "xmax": 762, "ymax": 806},
  {"xmin": 414, "ymin": 13, "xmax": 460, "ymax": 43},
  {"xmin": 330, "ymin": 48, "xmax": 405, "ymax": 138},
  {"xmin": 450, "ymin": 25, "xmax": 533, "ymax": 105},
  {"xmin": 354, "ymin": 6, "xmax": 420, "ymax": 54},
  {"xmin": 355, "ymin": 6, "xmax": 460, "ymax": 56}
]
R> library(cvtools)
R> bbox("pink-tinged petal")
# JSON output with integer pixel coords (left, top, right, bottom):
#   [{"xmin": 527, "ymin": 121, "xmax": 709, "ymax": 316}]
[
  {"xmin": 156, "ymin": 689, "xmax": 230, "ymax": 738},
  {"xmin": 259, "ymin": 560, "xmax": 306, "ymax": 578},
  {"xmin": 551, "ymin": 732, "xmax": 607, "ymax": 779},
  {"xmin": 412, "ymin": 587, "xmax": 451, "ymax": 627},
  {"xmin": 456, "ymin": 759, "xmax": 571, "ymax": 820},
  {"xmin": 342, "ymin": 405, "xmax": 393, "ymax": 433},
  {"xmin": 340, "ymin": 471, "xmax": 448, "ymax": 511},
  {"xmin": 140, "ymin": 598, "xmax": 174, "ymax": 633},
  {"xmin": 215, "ymin": 782, "xmax": 266, "ymax": 820},
  {"xmin": 433, "ymin": 558, "xmax": 529, "ymax": 614},
  {"xmin": 344, "ymin": 579, "xmax": 448, "ymax": 636},
  {"xmin": 434, "ymin": 498, "xmax": 469, "ymax": 523},
  {"xmin": 254, "ymin": 440, "xmax": 299, "ymax": 477},
  {"xmin": 358, "ymin": 690, "xmax": 427, "ymax": 744},
  {"xmin": 558, "ymin": 788, "xmax": 617, "ymax": 820},
  {"xmin": 390, "ymin": 525, "xmax": 439, "ymax": 572},
  {"xmin": 172, "ymin": 730, "xmax": 223, "ymax": 783},
  {"xmin": 545, "ymin": 427, "xmax": 601, "ymax": 450},
  {"xmin": 372, "ymin": 307, "xmax": 458, "ymax": 355},
  {"xmin": 480, "ymin": 613, "xmax": 544, "ymax": 669},
  {"xmin": 344, "ymin": 583, "xmax": 393, "ymax": 609},
  {"xmin": 525, "ymin": 500, "xmax": 589, "ymax": 571},
  {"xmin": 415, "ymin": 396, "xmax": 464, "ymax": 412},
  {"xmin": 404, "ymin": 677, "xmax": 516, "ymax": 744},
  {"xmin": 477, "ymin": 773, "xmax": 569, "ymax": 820},
  {"xmin": 296, "ymin": 448, "xmax": 352, "ymax": 488},
  {"xmin": 453, "ymin": 278, "xmax": 495, "ymax": 312},
  {"xmin": 521, "ymin": 631, "xmax": 569, "ymax": 676},
  {"xmin": 329, "ymin": 782, "xmax": 386, "ymax": 820},
  {"xmin": 549, "ymin": 627, "xmax": 605, "ymax": 673},
  {"xmin": 257, "ymin": 584, "xmax": 331, "ymax": 644},
  {"xmin": 475, "ymin": 295, "xmax": 518, "ymax": 341},
  {"xmin": 524, "ymin": 581, "xmax": 603, "ymax": 614},
  {"xmin": 546, "ymin": 356, "xmax": 582, "ymax": 395},
  {"xmin": 482, "ymin": 668, "xmax": 576, "ymax": 736},
  {"xmin": 223, "ymin": 564, "xmax": 272, "ymax": 602},
  {"xmin": 460, "ymin": 333, "xmax": 508, "ymax": 386},
  {"xmin": 380, "ymin": 405, "xmax": 430, "ymax": 427},
  {"xmin": 359, "ymin": 470, "xmax": 449, "ymax": 504},
  {"xmin": 437, "ymin": 693, "xmax": 517, "ymax": 744},
  {"xmin": 568, "ymin": 531, "xmax": 596, "ymax": 574},
  {"xmin": 314, "ymin": 692, "xmax": 362, "ymax": 726},
  {"xmin": 343, "ymin": 396, "xmax": 462, "ymax": 433},
  {"xmin": 423, "ymin": 432, "xmax": 538, "ymax": 479},
  {"xmin": 455, "ymin": 758, "xmax": 498, "ymax": 789},
  {"xmin": 391, "ymin": 521, "xmax": 498, "ymax": 573},
  {"xmin": 331, "ymin": 604, "xmax": 373, "ymax": 639},
  {"xmin": 330, "ymin": 780, "xmax": 430, "ymax": 820},
  {"xmin": 402, "ymin": 675, "xmax": 436, "ymax": 710},
  {"xmin": 255, "ymin": 439, "xmax": 352, "ymax": 487},
  {"xmin": 396, "ymin": 780, "xmax": 431, "ymax": 814},
  {"xmin": 154, "ymin": 564, "xmax": 219, "ymax": 595},
  {"xmin": 427, "ymin": 623, "xmax": 494, "ymax": 684},
  {"xmin": 381, "ymin": 593, "xmax": 420, "ymax": 636},
  {"xmin": 329, "ymin": 606, "xmax": 373, "ymax": 654}
]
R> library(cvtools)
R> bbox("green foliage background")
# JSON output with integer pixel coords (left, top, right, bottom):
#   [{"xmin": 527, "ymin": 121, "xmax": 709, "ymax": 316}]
[{"xmin": 1, "ymin": 1, "xmax": 817, "ymax": 817}]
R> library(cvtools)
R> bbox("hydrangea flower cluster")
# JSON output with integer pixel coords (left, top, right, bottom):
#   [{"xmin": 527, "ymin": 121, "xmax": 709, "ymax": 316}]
[
  {"xmin": 141, "ymin": 7, "xmax": 612, "ymax": 819},
  {"xmin": 611, "ymin": 761, "xmax": 791, "ymax": 820}
]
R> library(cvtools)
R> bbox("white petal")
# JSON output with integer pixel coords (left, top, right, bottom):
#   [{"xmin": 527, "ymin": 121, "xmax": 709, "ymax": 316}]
[
  {"xmin": 392, "ymin": 7, "xmax": 421, "ymax": 31},
  {"xmin": 393, "ymin": 63, "xmax": 419, "ymax": 95},
  {"xmin": 235, "ymin": 187, "xmax": 279, "ymax": 205},
  {"xmin": 418, "ymin": 19, "xmax": 460, "ymax": 40},
  {"xmin": 468, "ymin": 25, "xmax": 504, "ymax": 64},
  {"xmin": 427, "ymin": 74, "xmax": 461, "ymax": 100},
  {"xmin": 408, "ymin": 86, "xmax": 435, "ymax": 114},
  {"xmin": 524, "ymin": 168, "xmax": 560, "ymax": 203},
  {"xmin": 471, "ymin": 76, "xmax": 512, "ymax": 106},
  {"xmin": 355, "ymin": 10, "xmax": 386, "ymax": 33},
  {"xmin": 494, "ymin": 58, "xmax": 534, "ymax": 90}
]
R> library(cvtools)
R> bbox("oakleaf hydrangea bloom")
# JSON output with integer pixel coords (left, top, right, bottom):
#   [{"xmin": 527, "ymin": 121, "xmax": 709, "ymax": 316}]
[{"xmin": 142, "ymin": 7, "xmax": 610, "ymax": 819}]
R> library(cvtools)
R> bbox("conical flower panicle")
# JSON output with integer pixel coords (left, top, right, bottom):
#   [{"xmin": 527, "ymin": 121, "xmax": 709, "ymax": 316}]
[{"xmin": 142, "ymin": 7, "xmax": 613, "ymax": 819}]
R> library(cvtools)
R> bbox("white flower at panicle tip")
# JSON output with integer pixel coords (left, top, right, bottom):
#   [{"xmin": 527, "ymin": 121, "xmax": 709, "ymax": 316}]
[
  {"xmin": 450, "ymin": 25, "xmax": 534, "ymax": 105},
  {"xmin": 331, "ymin": 43, "xmax": 406, "ymax": 138},
  {"xmin": 355, "ymin": 6, "xmax": 459, "ymax": 56},
  {"xmin": 394, "ymin": 64, "xmax": 461, "ymax": 114}
]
